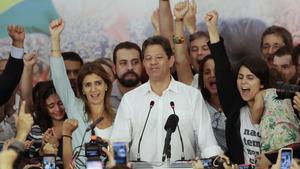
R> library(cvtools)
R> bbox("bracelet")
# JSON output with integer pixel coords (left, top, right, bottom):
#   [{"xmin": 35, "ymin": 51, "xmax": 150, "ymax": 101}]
[
  {"xmin": 173, "ymin": 35, "xmax": 185, "ymax": 44},
  {"xmin": 175, "ymin": 18, "xmax": 183, "ymax": 22},
  {"xmin": 62, "ymin": 135, "xmax": 72, "ymax": 139},
  {"xmin": 51, "ymin": 49, "xmax": 61, "ymax": 52}
]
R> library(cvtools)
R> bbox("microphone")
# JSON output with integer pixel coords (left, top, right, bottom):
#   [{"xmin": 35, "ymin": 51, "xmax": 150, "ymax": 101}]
[
  {"xmin": 170, "ymin": 101, "xmax": 185, "ymax": 161},
  {"xmin": 162, "ymin": 114, "xmax": 179, "ymax": 162},
  {"xmin": 137, "ymin": 101, "xmax": 155, "ymax": 161},
  {"xmin": 86, "ymin": 116, "xmax": 104, "ymax": 132}
]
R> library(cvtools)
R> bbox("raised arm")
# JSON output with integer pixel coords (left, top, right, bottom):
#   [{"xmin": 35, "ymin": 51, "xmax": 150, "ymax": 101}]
[
  {"xmin": 205, "ymin": 11, "xmax": 243, "ymax": 117},
  {"xmin": 0, "ymin": 25, "xmax": 25, "ymax": 105},
  {"xmin": 183, "ymin": 0, "xmax": 197, "ymax": 34},
  {"xmin": 50, "ymin": 19, "xmax": 64, "ymax": 57},
  {"xmin": 173, "ymin": 1, "xmax": 194, "ymax": 85},
  {"xmin": 20, "ymin": 53, "xmax": 37, "ymax": 112},
  {"xmin": 205, "ymin": 11, "xmax": 220, "ymax": 43},
  {"xmin": 151, "ymin": 8, "xmax": 160, "ymax": 36},
  {"xmin": 159, "ymin": 0, "xmax": 174, "ymax": 47},
  {"xmin": 49, "ymin": 19, "xmax": 77, "ymax": 115}
]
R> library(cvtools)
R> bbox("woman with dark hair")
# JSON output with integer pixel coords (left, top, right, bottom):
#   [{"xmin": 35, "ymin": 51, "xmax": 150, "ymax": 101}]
[
  {"xmin": 49, "ymin": 19, "xmax": 114, "ymax": 168},
  {"xmin": 22, "ymin": 81, "xmax": 66, "ymax": 168},
  {"xmin": 198, "ymin": 55, "xmax": 227, "ymax": 152},
  {"xmin": 205, "ymin": 10, "xmax": 300, "ymax": 166}
]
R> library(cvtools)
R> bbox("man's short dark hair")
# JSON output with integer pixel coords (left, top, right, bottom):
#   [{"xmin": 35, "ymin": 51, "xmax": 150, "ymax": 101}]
[
  {"xmin": 142, "ymin": 36, "xmax": 173, "ymax": 59},
  {"xmin": 112, "ymin": 41, "xmax": 142, "ymax": 64},
  {"xmin": 260, "ymin": 25, "xmax": 293, "ymax": 51},
  {"xmin": 274, "ymin": 46, "xmax": 293, "ymax": 64},
  {"xmin": 62, "ymin": 52, "xmax": 84, "ymax": 65},
  {"xmin": 274, "ymin": 46, "xmax": 292, "ymax": 57}
]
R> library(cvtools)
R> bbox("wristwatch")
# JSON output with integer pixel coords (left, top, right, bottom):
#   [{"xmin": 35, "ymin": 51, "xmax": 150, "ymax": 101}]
[{"xmin": 8, "ymin": 140, "xmax": 24, "ymax": 154}]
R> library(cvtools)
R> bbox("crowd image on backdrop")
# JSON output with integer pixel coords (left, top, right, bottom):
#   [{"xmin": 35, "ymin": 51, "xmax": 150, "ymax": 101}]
[{"xmin": 1, "ymin": 0, "xmax": 300, "ymax": 169}]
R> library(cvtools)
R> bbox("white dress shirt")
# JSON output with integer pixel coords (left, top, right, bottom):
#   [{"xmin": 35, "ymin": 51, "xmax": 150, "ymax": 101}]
[{"xmin": 111, "ymin": 78, "xmax": 223, "ymax": 162}]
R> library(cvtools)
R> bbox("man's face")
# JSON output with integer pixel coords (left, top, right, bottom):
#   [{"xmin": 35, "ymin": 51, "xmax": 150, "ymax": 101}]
[
  {"xmin": 0, "ymin": 60, "xmax": 8, "ymax": 74},
  {"xmin": 273, "ymin": 54, "xmax": 296, "ymax": 83},
  {"xmin": 143, "ymin": 44, "xmax": 174, "ymax": 81},
  {"xmin": 261, "ymin": 34, "xmax": 285, "ymax": 60},
  {"xmin": 64, "ymin": 60, "xmax": 82, "ymax": 80},
  {"xmin": 114, "ymin": 48, "xmax": 142, "ymax": 87},
  {"xmin": 189, "ymin": 37, "xmax": 211, "ymax": 72}
]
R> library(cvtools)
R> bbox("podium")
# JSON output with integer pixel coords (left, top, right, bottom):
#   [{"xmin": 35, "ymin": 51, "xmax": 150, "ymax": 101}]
[{"xmin": 132, "ymin": 161, "xmax": 193, "ymax": 169}]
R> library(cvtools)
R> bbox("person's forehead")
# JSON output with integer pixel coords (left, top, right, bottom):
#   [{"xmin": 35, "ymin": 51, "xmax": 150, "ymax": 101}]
[
  {"xmin": 263, "ymin": 34, "xmax": 284, "ymax": 44},
  {"xmin": 273, "ymin": 54, "xmax": 292, "ymax": 64},
  {"xmin": 144, "ymin": 44, "xmax": 166, "ymax": 54},
  {"xmin": 238, "ymin": 66, "xmax": 255, "ymax": 74},
  {"xmin": 83, "ymin": 73, "xmax": 103, "ymax": 82},
  {"xmin": 190, "ymin": 37, "xmax": 209, "ymax": 46},
  {"xmin": 116, "ymin": 48, "xmax": 140, "ymax": 60},
  {"xmin": 64, "ymin": 60, "xmax": 82, "ymax": 68}
]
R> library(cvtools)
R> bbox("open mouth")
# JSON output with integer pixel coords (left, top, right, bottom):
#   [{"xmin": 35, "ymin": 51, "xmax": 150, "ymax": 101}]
[
  {"xmin": 240, "ymin": 88, "xmax": 251, "ymax": 97},
  {"xmin": 209, "ymin": 80, "xmax": 216, "ymax": 87},
  {"xmin": 90, "ymin": 93, "xmax": 100, "ymax": 98}
]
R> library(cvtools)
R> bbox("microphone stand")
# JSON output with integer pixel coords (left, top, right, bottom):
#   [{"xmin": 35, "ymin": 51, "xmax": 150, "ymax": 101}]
[
  {"xmin": 167, "ymin": 144, "xmax": 171, "ymax": 166},
  {"xmin": 137, "ymin": 101, "xmax": 154, "ymax": 161},
  {"xmin": 170, "ymin": 102, "xmax": 185, "ymax": 161}
]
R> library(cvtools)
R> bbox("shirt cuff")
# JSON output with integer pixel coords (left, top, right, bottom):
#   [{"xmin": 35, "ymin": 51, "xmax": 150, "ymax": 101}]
[
  {"xmin": 201, "ymin": 145, "xmax": 224, "ymax": 158},
  {"xmin": 11, "ymin": 46, "xmax": 24, "ymax": 59}
]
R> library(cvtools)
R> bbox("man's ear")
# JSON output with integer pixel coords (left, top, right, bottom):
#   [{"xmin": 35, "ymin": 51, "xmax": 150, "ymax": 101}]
[{"xmin": 169, "ymin": 55, "xmax": 175, "ymax": 68}]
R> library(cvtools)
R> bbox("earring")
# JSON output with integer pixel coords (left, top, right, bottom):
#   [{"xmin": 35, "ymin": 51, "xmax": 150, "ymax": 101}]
[{"xmin": 105, "ymin": 88, "xmax": 108, "ymax": 91}]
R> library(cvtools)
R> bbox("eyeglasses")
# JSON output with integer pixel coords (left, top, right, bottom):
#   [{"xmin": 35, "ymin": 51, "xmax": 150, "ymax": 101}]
[{"xmin": 212, "ymin": 111, "xmax": 221, "ymax": 128}]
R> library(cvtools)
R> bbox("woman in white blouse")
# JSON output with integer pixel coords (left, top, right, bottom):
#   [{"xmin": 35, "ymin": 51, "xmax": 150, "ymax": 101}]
[{"xmin": 49, "ymin": 18, "xmax": 115, "ymax": 168}]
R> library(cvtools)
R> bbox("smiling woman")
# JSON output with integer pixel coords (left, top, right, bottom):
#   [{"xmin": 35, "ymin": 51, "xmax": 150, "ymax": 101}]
[
  {"xmin": 49, "ymin": 19, "xmax": 115, "ymax": 168},
  {"xmin": 21, "ymin": 81, "xmax": 66, "ymax": 168},
  {"xmin": 77, "ymin": 63, "xmax": 114, "ymax": 123}
]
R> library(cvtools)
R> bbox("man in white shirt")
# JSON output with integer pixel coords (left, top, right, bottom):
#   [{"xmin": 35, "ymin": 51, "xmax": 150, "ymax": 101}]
[{"xmin": 111, "ymin": 36, "xmax": 223, "ymax": 162}]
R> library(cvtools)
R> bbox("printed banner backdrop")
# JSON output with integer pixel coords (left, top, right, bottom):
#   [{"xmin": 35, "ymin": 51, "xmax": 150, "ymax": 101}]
[{"xmin": 1, "ymin": 0, "xmax": 300, "ymax": 62}]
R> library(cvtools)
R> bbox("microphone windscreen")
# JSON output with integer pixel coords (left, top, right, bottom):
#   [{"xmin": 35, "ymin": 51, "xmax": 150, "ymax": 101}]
[
  {"xmin": 150, "ymin": 100, "xmax": 155, "ymax": 107},
  {"xmin": 164, "ymin": 114, "xmax": 179, "ymax": 133},
  {"xmin": 170, "ymin": 101, "xmax": 175, "ymax": 108}
]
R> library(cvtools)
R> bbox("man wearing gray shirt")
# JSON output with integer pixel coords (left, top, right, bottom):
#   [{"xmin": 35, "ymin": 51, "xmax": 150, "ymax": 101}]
[{"xmin": 111, "ymin": 41, "xmax": 143, "ymax": 110}]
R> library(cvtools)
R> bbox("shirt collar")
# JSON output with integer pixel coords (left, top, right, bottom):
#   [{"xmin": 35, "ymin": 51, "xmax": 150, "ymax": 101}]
[{"xmin": 143, "ymin": 76, "xmax": 178, "ymax": 95}]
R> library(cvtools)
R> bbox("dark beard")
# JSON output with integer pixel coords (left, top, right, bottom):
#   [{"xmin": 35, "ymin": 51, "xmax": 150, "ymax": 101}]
[{"xmin": 117, "ymin": 71, "xmax": 140, "ymax": 87}]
